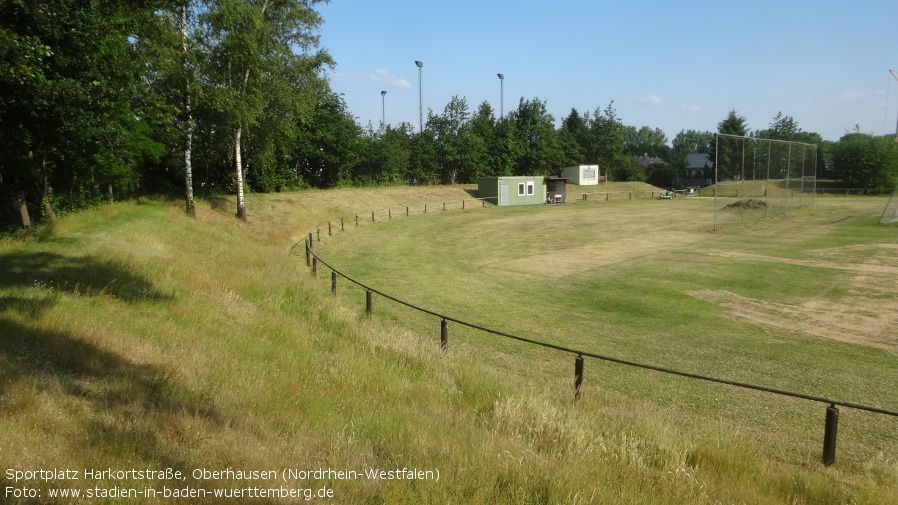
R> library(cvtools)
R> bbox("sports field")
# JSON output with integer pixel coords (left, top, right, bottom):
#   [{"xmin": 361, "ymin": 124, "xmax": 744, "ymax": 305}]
[
  {"xmin": 314, "ymin": 192, "xmax": 898, "ymax": 469},
  {"xmin": 2, "ymin": 186, "xmax": 896, "ymax": 503}
]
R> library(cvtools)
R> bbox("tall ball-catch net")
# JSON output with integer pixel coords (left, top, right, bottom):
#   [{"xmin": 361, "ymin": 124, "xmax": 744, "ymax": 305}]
[
  {"xmin": 879, "ymin": 185, "xmax": 898, "ymax": 224},
  {"xmin": 713, "ymin": 134, "xmax": 817, "ymax": 231}
]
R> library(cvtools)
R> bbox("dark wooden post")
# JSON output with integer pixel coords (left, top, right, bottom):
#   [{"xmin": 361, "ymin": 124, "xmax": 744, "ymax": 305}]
[
  {"xmin": 331, "ymin": 271, "xmax": 337, "ymax": 295},
  {"xmin": 822, "ymin": 405, "xmax": 839, "ymax": 466},
  {"xmin": 440, "ymin": 319, "xmax": 448, "ymax": 350},
  {"xmin": 366, "ymin": 290, "xmax": 372, "ymax": 317},
  {"xmin": 574, "ymin": 355, "xmax": 584, "ymax": 398}
]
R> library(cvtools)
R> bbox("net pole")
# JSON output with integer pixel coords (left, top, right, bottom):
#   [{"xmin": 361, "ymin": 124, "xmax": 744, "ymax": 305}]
[
  {"xmin": 800, "ymin": 144, "xmax": 806, "ymax": 208},
  {"xmin": 713, "ymin": 133, "xmax": 719, "ymax": 231},
  {"xmin": 741, "ymin": 136, "xmax": 746, "ymax": 223},
  {"xmin": 765, "ymin": 140, "xmax": 771, "ymax": 219}
]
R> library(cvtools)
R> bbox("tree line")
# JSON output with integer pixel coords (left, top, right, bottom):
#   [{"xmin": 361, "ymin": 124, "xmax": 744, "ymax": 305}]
[{"xmin": 3, "ymin": 1, "xmax": 897, "ymax": 230}]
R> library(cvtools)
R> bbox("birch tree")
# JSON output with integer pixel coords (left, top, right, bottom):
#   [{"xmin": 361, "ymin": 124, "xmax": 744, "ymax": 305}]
[{"xmin": 202, "ymin": 0, "xmax": 328, "ymax": 220}]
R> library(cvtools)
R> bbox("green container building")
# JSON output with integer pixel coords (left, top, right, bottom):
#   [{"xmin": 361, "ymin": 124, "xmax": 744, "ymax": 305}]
[{"xmin": 478, "ymin": 176, "xmax": 547, "ymax": 206}]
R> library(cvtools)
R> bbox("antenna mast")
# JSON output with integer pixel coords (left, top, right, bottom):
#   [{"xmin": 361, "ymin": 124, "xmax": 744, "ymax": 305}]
[{"xmin": 891, "ymin": 69, "xmax": 898, "ymax": 140}]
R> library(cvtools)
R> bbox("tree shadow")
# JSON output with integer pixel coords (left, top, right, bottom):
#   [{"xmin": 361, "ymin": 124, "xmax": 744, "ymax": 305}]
[
  {"xmin": 0, "ymin": 251, "xmax": 171, "ymax": 302},
  {"xmin": 0, "ymin": 251, "xmax": 227, "ymax": 478}
]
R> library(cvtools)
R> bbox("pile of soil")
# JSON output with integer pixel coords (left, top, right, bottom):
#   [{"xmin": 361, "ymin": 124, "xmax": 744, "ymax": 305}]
[{"xmin": 725, "ymin": 199, "xmax": 767, "ymax": 209}]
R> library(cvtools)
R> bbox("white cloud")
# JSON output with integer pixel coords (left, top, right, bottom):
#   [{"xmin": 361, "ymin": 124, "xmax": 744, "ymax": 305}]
[
  {"xmin": 840, "ymin": 90, "xmax": 867, "ymax": 100},
  {"xmin": 333, "ymin": 68, "xmax": 411, "ymax": 89},
  {"xmin": 681, "ymin": 104, "xmax": 701, "ymax": 113},
  {"xmin": 638, "ymin": 94, "xmax": 663, "ymax": 105},
  {"xmin": 373, "ymin": 68, "xmax": 412, "ymax": 89}
]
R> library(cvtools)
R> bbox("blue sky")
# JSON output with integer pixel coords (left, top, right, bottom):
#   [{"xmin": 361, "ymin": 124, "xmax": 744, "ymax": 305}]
[{"xmin": 317, "ymin": 0, "xmax": 898, "ymax": 143}]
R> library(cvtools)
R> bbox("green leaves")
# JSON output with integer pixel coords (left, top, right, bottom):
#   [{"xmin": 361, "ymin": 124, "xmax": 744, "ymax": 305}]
[{"xmin": 832, "ymin": 133, "xmax": 898, "ymax": 189}]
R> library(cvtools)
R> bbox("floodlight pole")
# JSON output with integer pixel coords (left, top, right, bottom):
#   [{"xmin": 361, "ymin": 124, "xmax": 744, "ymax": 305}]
[
  {"xmin": 415, "ymin": 60, "xmax": 424, "ymax": 133},
  {"xmin": 380, "ymin": 90, "xmax": 387, "ymax": 128},
  {"xmin": 497, "ymin": 73, "xmax": 505, "ymax": 119},
  {"xmin": 891, "ymin": 70, "xmax": 898, "ymax": 140}
]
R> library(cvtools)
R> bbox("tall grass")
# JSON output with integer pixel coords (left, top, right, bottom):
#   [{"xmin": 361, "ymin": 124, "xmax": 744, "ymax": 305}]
[{"xmin": 1, "ymin": 189, "xmax": 895, "ymax": 504}]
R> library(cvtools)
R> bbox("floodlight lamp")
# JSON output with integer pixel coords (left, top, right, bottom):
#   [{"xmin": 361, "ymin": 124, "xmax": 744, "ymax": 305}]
[
  {"xmin": 497, "ymin": 73, "xmax": 504, "ymax": 79},
  {"xmin": 415, "ymin": 60, "xmax": 423, "ymax": 68}
]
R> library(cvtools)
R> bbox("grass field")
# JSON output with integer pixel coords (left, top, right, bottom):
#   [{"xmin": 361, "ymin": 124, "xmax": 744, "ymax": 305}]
[{"xmin": 2, "ymin": 185, "xmax": 897, "ymax": 504}]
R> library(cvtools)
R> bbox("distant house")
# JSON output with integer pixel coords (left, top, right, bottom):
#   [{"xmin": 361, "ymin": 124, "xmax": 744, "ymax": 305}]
[
  {"xmin": 561, "ymin": 165, "xmax": 604, "ymax": 185},
  {"xmin": 636, "ymin": 154, "xmax": 664, "ymax": 169},
  {"xmin": 478, "ymin": 176, "xmax": 546, "ymax": 206},
  {"xmin": 684, "ymin": 153, "xmax": 713, "ymax": 187}
]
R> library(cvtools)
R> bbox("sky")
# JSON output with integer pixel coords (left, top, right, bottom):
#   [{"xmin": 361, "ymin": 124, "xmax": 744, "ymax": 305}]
[{"xmin": 317, "ymin": 0, "xmax": 898, "ymax": 143}]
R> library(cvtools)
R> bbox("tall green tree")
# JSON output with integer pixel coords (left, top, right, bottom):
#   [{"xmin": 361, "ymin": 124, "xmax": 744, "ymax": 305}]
[
  {"xmin": 623, "ymin": 125, "xmax": 670, "ymax": 159},
  {"xmin": 201, "ymin": 0, "xmax": 329, "ymax": 219},
  {"xmin": 0, "ymin": 0, "xmax": 162, "ymax": 220},
  {"xmin": 294, "ymin": 90, "xmax": 361, "ymax": 187},
  {"xmin": 507, "ymin": 97, "xmax": 564, "ymax": 176},
  {"xmin": 715, "ymin": 109, "xmax": 749, "ymax": 182},
  {"xmin": 832, "ymin": 133, "xmax": 898, "ymax": 189},
  {"xmin": 586, "ymin": 102, "xmax": 625, "ymax": 178},
  {"xmin": 558, "ymin": 108, "xmax": 589, "ymax": 164},
  {"xmin": 718, "ymin": 109, "xmax": 748, "ymax": 137},
  {"xmin": 427, "ymin": 96, "xmax": 477, "ymax": 184}
]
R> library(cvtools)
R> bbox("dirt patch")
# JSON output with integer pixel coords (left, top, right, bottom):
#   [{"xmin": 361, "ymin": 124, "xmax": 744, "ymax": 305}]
[
  {"xmin": 724, "ymin": 199, "xmax": 767, "ymax": 209},
  {"xmin": 690, "ymin": 244, "xmax": 898, "ymax": 353}
]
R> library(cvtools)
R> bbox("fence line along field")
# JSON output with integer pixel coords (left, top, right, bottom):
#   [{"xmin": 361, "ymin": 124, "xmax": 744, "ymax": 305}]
[{"xmin": 313, "ymin": 193, "xmax": 898, "ymax": 474}]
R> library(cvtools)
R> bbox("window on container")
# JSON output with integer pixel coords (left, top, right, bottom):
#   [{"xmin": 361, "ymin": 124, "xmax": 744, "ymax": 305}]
[
  {"xmin": 526, "ymin": 181, "xmax": 534, "ymax": 195},
  {"xmin": 518, "ymin": 182, "xmax": 525, "ymax": 196}
]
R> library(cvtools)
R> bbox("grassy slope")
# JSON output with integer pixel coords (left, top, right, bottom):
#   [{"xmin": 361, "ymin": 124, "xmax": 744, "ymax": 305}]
[{"xmin": 0, "ymin": 186, "xmax": 895, "ymax": 504}]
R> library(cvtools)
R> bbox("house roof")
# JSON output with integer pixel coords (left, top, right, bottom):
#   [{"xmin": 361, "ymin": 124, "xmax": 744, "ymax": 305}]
[
  {"xmin": 635, "ymin": 154, "xmax": 664, "ymax": 168},
  {"xmin": 685, "ymin": 153, "xmax": 713, "ymax": 169}
]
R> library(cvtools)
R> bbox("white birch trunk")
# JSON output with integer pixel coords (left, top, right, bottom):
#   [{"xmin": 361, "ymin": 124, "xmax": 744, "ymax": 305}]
[
  {"xmin": 235, "ymin": 126, "xmax": 246, "ymax": 220},
  {"xmin": 182, "ymin": 3, "xmax": 196, "ymax": 218}
]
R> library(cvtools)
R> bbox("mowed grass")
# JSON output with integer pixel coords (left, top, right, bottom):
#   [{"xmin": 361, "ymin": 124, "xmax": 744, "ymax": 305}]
[
  {"xmin": 0, "ymin": 186, "xmax": 896, "ymax": 504},
  {"xmin": 315, "ymin": 192, "xmax": 898, "ymax": 497}
]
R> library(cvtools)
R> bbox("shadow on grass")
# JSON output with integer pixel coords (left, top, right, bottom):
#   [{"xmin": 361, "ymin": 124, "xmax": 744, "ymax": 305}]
[
  {"xmin": 206, "ymin": 196, "xmax": 234, "ymax": 216},
  {"xmin": 0, "ymin": 251, "xmax": 171, "ymax": 302},
  {"xmin": 0, "ymin": 251, "xmax": 228, "ymax": 478}
]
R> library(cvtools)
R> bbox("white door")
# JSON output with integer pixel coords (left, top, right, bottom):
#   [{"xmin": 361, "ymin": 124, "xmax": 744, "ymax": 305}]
[{"xmin": 500, "ymin": 184, "xmax": 509, "ymax": 206}]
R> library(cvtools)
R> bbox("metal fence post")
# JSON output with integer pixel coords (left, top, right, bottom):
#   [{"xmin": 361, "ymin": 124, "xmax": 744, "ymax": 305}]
[
  {"xmin": 823, "ymin": 405, "xmax": 839, "ymax": 466},
  {"xmin": 331, "ymin": 271, "xmax": 337, "ymax": 295},
  {"xmin": 366, "ymin": 290, "xmax": 372, "ymax": 317},
  {"xmin": 441, "ymin": 319, "xmax": 448, "ymax": 350},
  {"xmin": 574, "ymin": 355, "xmax": 584, "ymax": 398}
]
